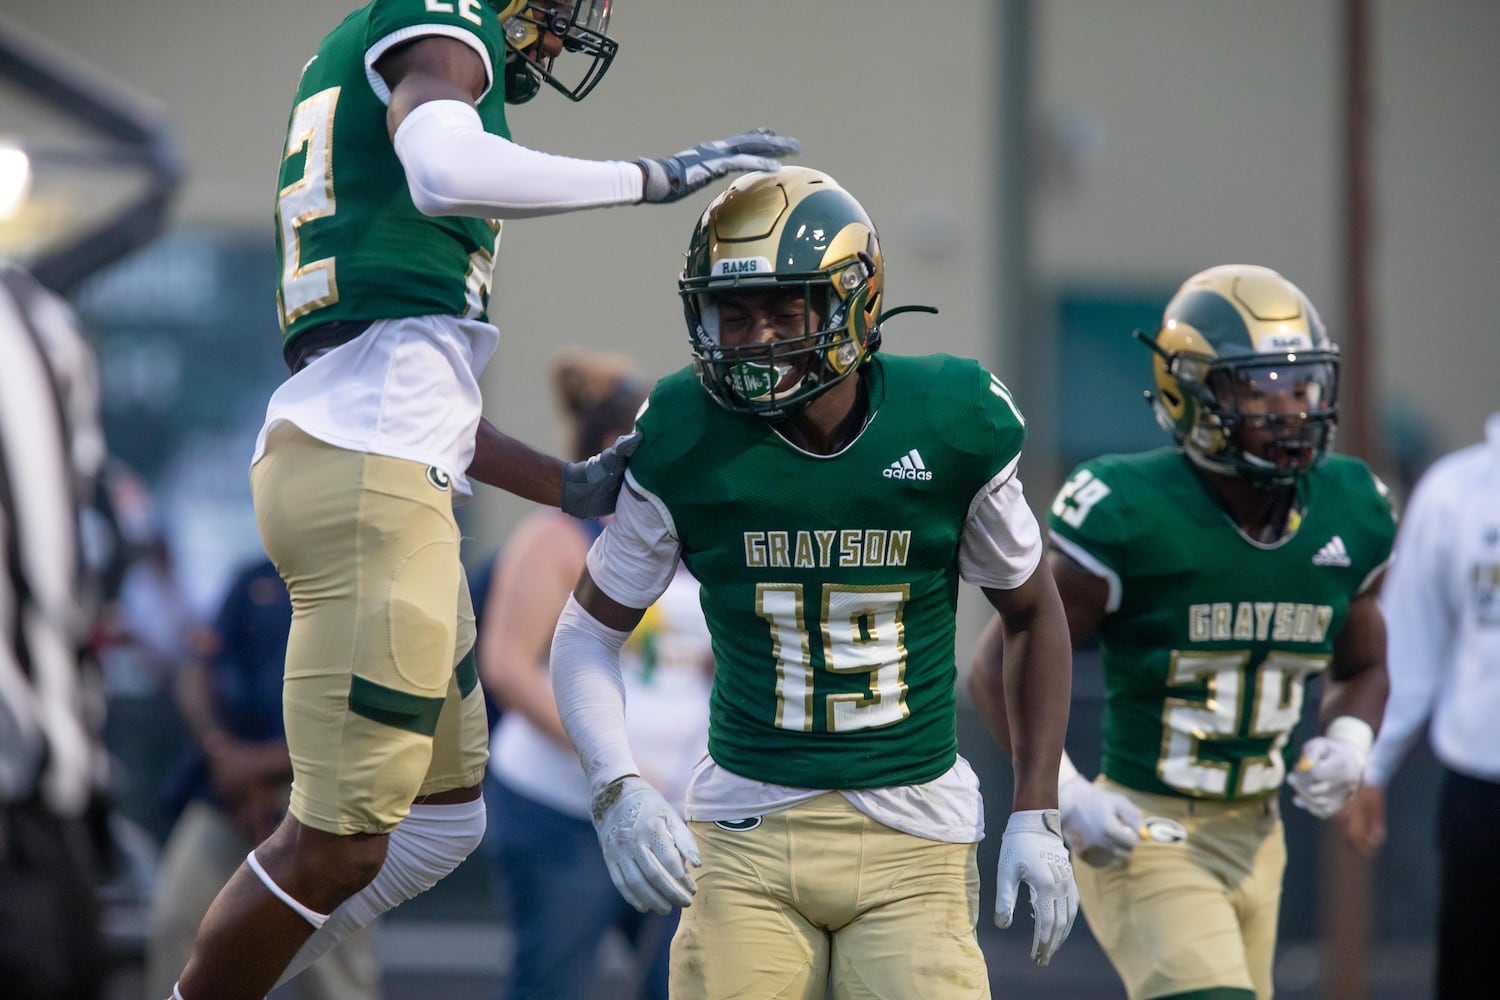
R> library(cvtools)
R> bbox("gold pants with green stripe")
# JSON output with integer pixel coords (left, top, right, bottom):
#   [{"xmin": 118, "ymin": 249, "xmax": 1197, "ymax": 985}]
[{"xmin": 251, "ymin": 423, "xmax": 488, "ymax": 836}]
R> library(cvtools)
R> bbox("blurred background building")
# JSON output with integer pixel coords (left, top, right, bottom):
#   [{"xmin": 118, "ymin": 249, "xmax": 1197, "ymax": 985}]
[{"xmin": 2, "ymin": 2, "xmax": 1493, "ymax": 997}]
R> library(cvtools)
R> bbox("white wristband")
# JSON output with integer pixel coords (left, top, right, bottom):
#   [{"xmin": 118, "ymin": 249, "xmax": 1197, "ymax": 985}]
[
  {"xmin": 1325, "ymin": 716, "xmax": 1375, "ymax": 755},
  {"xmin": 1057, "ymin": 749, "xmax": 1082, "ymax": 792}
]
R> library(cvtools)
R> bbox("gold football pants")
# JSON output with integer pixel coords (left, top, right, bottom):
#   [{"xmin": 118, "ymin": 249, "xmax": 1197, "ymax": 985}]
[
  {"xmin": 1073, "ymin": 778, "xmax": 1284, "ymax": 1000},
  {"xmin": 671, "ymin": 792, "xmax": 990, "ymax": 1000},
  {"xmin": 251, "ymin": 423, "xmax": 487, "ymax": 835}
]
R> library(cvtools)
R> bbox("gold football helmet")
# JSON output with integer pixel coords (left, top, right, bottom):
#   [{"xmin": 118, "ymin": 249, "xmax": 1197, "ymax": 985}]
[
  {"xmin": 678, "ymin": 167, "xmax": 885, "ymax": 419},
  {"xmin": 1139, "ymin": 264, "xmax": 1340, "ymax": 486}
]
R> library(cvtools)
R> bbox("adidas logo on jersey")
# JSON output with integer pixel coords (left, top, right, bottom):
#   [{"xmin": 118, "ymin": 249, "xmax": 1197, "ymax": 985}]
[
  {"xmin": 883, "ymin": 449, "xmax": 932, "ymax": 480},
  {"xmin": 1312, "ymin": 535, "xmax": 1352, "ymax": 567}
]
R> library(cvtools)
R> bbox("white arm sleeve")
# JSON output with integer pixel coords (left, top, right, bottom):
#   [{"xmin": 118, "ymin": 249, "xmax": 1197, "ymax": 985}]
[
  {"xmin": 958, "ymin": 457, "xmax": 1044, "ymax": 590},
  {"xmin": 551, "ymin": 595, "xmax": 639, "ymax": 798},
  {"xmin": 392, "ymin": 99, "xmax": 645, "ymax": 218}
]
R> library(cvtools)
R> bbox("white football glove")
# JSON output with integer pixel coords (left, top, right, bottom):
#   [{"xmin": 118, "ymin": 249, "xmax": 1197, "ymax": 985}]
[
  {"xmin": 994, "ymin": 809, "xmax": 1079, "ymax": 967},
  {"xmin": 1287, "ymin": 717, "xmax": 1374, "ymax": 819},
  {"xmin": 1059, "ymin": 773, "xmax": 1144, "ymax": 867},
  {"xmin": 637, "ymin": 129, "xmax": 800, "ymax": 204},
  {"xmin": 589, "ymin": 775, "xmax": 700, "ymax": 914}
]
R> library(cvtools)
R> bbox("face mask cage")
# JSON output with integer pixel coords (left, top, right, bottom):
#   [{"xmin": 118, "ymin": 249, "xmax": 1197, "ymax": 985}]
[
  {"xmin": 680, "ymin": 263, "xmax": 869, "ymax": 419},
  {"xmin": 1177, "ymin": 352, "xmax": 1341, "ymax": 485},
  {"xmin": 503, "ymin": 0, "xmax": 617, "ymax": 102}
]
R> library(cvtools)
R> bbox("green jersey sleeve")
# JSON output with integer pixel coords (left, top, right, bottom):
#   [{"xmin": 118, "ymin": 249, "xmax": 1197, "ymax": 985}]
[
  {"xmin": 365, "ymin": 0, "xmax": 506, "ymax": 93},
  {"xmin": 1046, "ymin": 453, "xmax": 1157, "ymax": 611}
]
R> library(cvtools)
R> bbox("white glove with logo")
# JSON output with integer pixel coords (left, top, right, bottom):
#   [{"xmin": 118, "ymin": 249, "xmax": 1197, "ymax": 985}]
[
  {"xmin": 1287, "ymin": 717, "xmax": 1374, "ymax": 819},
  {"xmin": 637, "ymin": 129, "xmax": 800, "ymax": 203},
  {"xmin": 994, "ymin": 809, "xmax": 1079, "ymax": 967},
  {"xmin": 589, "ymin": 775, "xmax": 700, "ymax": 914},
  {"xmin": 1059, "ymin": 773, "xmax": 1144, "ymax": 867}
]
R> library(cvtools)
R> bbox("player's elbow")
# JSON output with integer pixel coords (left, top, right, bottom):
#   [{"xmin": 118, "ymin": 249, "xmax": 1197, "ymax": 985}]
[{"xmin": 403, "ymin": 160, "xmax": 469, "ymax": 218}]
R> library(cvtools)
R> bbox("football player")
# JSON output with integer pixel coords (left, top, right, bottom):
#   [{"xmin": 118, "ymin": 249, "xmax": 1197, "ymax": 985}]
[
  {"xmin": 970, "ymin": 264, "xmax": 1394, "ymax": 1000},
  {"xmin": 551, "ymin": 166, "xmax": 1079, "ymax": 999},
  {"xmin": 169, "ymin": 3, "xmax": 798, "ymax": 999}
]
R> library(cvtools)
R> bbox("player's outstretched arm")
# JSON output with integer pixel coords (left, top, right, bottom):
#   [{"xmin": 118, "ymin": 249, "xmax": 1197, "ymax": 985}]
[
  {"xmin": 468, "ymin": 417, "xmax": 566, "ymax": 507},
  {"xmin": 377, "ymin": 38, "xmax": 796, "ymax": 219},
  {"xmin": 468, "ymin": 418, "xmax": 637, "ymax": 515}
]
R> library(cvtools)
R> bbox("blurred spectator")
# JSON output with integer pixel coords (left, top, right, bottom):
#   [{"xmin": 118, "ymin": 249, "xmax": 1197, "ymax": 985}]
[
  {"xmin": 0, "ymin": 265, "xmax": 112, "ymax": 998},
  {"xmin": 101, "ymin": 534, "xmax": 197, "ymax": 698},
  {"xmin": 89, "ymin": 489, "xmax": 198, "ymax": 845},
  {"xmin": 144, "ymin": 556, "xmax": 379, "ymax": 999},
  {"xmin": 480, "ymin": 350, "xmax": 712, "ymax": 999},
  {"xmin": 1341, "ymin": 410, "xmax": 1500, "ymax": 998}
]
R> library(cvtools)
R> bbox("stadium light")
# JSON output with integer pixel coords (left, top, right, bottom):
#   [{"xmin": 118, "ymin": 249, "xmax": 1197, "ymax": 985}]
[{"xmin": 0, "ymin": 145, "xmax": 31, "ymax": 219}]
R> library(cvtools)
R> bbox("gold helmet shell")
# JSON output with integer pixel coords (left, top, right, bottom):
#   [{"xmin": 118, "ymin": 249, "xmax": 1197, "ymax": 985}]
[
  {"xmin": 1143, "ymin": 264, "xmax": 1340, "ymax": 485},
  {"xmin": 678, "ymin": 167, "xmax": 884, "ymax": 418}
]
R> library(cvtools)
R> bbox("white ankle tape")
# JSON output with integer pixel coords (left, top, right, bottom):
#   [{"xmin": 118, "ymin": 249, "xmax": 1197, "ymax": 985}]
[{"xmin": 246, "ymin": 850, "xmax": 329, "ymax": 929}]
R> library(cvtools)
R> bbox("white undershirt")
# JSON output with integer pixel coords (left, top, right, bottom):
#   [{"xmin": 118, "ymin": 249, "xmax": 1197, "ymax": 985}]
[{"xmin": 252, "ymin": 314, "xmax": 495, "ymax": 498}]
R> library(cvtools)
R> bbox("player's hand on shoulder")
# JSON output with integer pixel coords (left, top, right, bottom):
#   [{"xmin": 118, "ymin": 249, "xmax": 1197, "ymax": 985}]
[
  {"xmin": 1287, "ymin": 717, "xmax": 1373, "ymax": 820},
  {"xmin": 1058, "ymin": 774, "xmax": 1143, "ymax": 867},
  {"xmin": 561, "ymin": 430, "xmax": 641, "ymax": 519},
  {"xmin": 994, "ymin": 808, "xmax": 1078, "ymax": 966},
  {"xmin": 589, "ymin": 775, "xmax": 700, "ymax": 914},
  {"xmin": 637, "ymin": 129, "xmax": 800, "ymax": 204}
]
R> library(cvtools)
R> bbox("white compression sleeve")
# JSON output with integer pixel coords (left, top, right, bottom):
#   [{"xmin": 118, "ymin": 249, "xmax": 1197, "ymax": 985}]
[
  {"xmin": 550, "ymin": 595, "xmax": 639, "ymax": 798},
  {"xmin": 392, "ymin": 99, "xmax": 644, "ymax": 218},
  {"xmin": 274, "ymin": 798, "xmax": 486, "ymax": 988}
]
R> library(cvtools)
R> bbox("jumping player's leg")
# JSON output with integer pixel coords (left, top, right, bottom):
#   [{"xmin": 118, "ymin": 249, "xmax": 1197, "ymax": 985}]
[
  {"xmin": 175, "ymin": 427, "xmax": 464, "ymax": 1000},
  {"xmin": 278, "ymin": 573, "xmax": 490, "ymax": 986}
]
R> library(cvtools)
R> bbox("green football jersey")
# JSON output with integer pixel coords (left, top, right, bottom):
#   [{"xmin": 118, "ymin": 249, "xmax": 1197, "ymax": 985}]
[
  {"xmin": 1048, "ymin": 448, "xmax": 1397, "ymax": 801},
  {"xmin": 273, "ymin": 0, "xmax": 511, "ymax": 348},
  {"xmin": 628, "ymin": 353, "xmax": 1028, "ymax": 790}
]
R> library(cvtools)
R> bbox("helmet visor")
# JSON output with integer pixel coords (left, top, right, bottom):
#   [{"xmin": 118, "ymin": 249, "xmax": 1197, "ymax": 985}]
[{"xmin": 1209, "ymin": 358, "xmax": 1339, "ymax": 475}]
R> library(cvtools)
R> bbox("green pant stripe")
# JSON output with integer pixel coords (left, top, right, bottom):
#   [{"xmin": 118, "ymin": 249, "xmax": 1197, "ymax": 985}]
[
  {"xmin": 1158, "ymin": 988, "xmax": 1256, "ymax": 1000},
  {"xmin": 348, "ymin": 676, "xmax": 445, "ymax": 736},
  {"xmin": 454, "ymin": 648, "xmax": 479, "ymax": 698}
]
